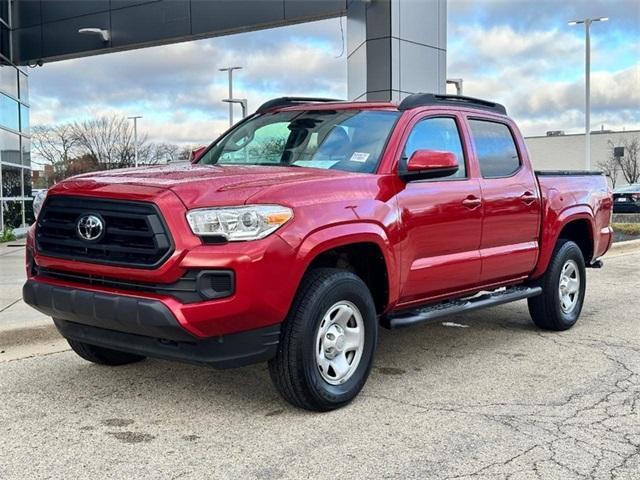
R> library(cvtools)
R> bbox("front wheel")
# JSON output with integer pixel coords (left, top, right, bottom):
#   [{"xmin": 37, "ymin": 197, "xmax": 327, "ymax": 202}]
[
  {"xmin": 528, "ymin": 240, "xmax": 586, "ymax": 331},
  {"xmin": 268, "ymin": 268, "xmax": 378, "ymax": 411}
]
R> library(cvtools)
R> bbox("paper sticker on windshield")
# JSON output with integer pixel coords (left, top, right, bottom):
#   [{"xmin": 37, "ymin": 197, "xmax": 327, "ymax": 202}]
[{"xmin": 350, "ymin": 152, "xmax": 370, "ymax": 163}]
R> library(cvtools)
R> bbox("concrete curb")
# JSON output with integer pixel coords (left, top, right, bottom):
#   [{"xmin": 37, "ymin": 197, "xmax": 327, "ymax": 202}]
[
  {"xmin": 608, "ymin": 238, "xmax": 640, "ymax": 255},
  {"xmin": 0, "ymin": 323, "xmax": 69, "ymax": 363}
]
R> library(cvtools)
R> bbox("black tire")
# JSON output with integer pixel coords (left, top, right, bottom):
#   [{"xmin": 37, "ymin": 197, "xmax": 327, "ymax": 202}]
[
  {"xmin": 528, "ymin": 239, "xmax": 586, "ymax": 331},
  {"xmin": 268, "ymin": 268, "xmax": 378, "ymax": 411},
  {"xmin": 67, "ymin": 339, "xmax": 146, "ymax": 366}
]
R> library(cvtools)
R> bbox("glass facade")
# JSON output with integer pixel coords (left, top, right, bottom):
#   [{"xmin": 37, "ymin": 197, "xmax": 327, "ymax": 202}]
[{"xmin": 0, "ymin": 0, "xmax": 31, "ymax": 230}]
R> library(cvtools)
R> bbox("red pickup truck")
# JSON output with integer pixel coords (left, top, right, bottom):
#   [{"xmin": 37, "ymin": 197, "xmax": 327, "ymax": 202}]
[{"xmin": 23, "ymin": 94, "xmax": 613, "ymax": 411}]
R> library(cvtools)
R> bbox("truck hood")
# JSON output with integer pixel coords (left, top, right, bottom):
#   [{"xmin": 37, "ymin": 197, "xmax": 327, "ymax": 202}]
[{"xmin": 62, "ymin": 163, "xmax": 370, "ymax": 209}]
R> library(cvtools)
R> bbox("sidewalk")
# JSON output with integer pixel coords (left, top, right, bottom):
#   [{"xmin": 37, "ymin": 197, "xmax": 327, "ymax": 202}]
[
  {"xmin": 0, "ymin": 242, "xmax": 66, "ymax": 360},
  {"xmin": 0, "ymin": 241, "xmax": 46, "ymax": 330}
]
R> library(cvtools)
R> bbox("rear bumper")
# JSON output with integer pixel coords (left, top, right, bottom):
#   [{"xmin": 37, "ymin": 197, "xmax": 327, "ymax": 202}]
[{"xmin": 23, "ymin": 279, "xmax": 280, "ymax": 368}]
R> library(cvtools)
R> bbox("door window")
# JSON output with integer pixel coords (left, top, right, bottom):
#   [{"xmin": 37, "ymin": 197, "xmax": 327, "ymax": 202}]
[
  {"xmin": 469, "ymin": 120, "xmax": 521, "ymax": 178},
  {"xmin": 402, "ymin": 117, "xmax": 466, "ymax": 178}
]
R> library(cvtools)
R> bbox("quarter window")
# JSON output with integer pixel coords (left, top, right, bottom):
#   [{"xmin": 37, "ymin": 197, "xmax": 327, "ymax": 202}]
[
  {"xmin": 402, "ymin": 117, "xmax": 466, "ymax": 178},
  {"xmin": 469, "ymin": 120, "xmax": 521, "ymax": 178}
]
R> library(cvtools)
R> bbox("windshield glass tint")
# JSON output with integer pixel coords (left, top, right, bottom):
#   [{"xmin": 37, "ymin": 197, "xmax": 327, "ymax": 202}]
[{"xmin": 198, "ymin": 110, "xmax": 400, "ymax": 173}]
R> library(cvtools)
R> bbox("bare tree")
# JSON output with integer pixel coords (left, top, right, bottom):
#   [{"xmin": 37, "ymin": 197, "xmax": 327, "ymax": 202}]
[
  {"xmin": 72, "ymin": 115, "xmax": 150, "ymax": 170},
  {"xmin": 31, "ymin": 125, "xmax": 80, "ymax": 181},
  {"xmin": 148, "ymin": 142, "xmax": 181, "ymax": 164},
  {"xmin": 32, "ymin": 115, "xmax": 187, "ymax": 181},
  {"xmin": 598, "ymin": 146, "xmax": 622, "ymax": 189},
  {"xmin": 616, "ymin": 137, "xmax": 640, "ymax": 185}
]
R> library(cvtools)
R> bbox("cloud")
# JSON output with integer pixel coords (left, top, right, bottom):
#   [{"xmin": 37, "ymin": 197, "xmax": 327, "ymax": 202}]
[
  {"xmin": 447, "ymin": 6, "xmax": 640, "ymax": 136},
  {"xmin": 29, "ymin": 18, "xmax": 346, "ymax": 145},
  {"xmin": 28, "ymin": 0, "xmax": 638, "ymax": 146}
]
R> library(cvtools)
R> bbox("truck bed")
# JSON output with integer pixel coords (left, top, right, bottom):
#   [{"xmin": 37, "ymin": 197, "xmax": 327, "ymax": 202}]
[{"xmin": 532, "ymin": 171, "xmax": 612, "ymax": 278}]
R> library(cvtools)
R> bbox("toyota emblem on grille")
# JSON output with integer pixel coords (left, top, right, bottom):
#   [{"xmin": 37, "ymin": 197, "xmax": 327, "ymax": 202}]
[{"xmin": 77, "ymin": 214, "xmax": 105, "ymax": 242}]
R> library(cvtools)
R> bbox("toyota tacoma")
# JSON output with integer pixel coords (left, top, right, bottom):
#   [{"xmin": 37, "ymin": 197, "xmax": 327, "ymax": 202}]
[{"xmin": 23, "ymin": 94, "xmax": 613, "ymax": 411}]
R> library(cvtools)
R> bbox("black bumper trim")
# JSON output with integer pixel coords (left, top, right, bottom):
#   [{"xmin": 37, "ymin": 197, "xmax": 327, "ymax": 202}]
[
  {"xmin": 23, "ymin": 279, "xmax": 280, "ymax": 369},
  {"xmin": 23, "ymin": 279, "xmax": 195, "ymax": 342},
  {"xmin": 53, "ymin": 319, "xmax": 280, "ymax": 369}
]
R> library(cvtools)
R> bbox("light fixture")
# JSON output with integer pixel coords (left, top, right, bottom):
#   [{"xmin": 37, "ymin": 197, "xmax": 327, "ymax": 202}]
[
  {"xmin": 78, "ymin": 28, "xmax": 110, "ymax": 42},
  {"xmin": 568, "ymin": 16, "xmax": 610, "ymax": 170}
]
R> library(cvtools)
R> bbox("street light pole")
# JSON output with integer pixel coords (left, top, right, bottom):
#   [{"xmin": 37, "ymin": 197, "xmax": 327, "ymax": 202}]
[
  {"xmin": 222, "ymin": 98, "xmax": 248, "ymax": 118},
  {"xmin": 127, "ymin": 115, "xmax": 143, "ymax": 167},
  {"xmin": 219, "ymin": 66, "xmax": 242, "ymax": 127},
  {"xmin": 568, "ymin": 17, "xmax": 608, "ymax": 170}
]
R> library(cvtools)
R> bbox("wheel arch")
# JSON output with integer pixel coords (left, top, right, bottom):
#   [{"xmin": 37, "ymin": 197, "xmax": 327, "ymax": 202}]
[
  {"xmin": 292, "ymin": 223, "xmax": 398, "ymax": 314},
  {"xmin": 531, "ymin": 206, "xmax": 596, "ymax": 279}
]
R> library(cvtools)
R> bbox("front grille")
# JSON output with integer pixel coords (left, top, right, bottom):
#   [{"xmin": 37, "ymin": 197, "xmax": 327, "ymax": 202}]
[{"xmin": 36, "ymin": 196, "xmax": 173, "ymax": 268}]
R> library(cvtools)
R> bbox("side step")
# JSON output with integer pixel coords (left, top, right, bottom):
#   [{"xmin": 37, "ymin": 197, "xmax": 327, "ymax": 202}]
[{"xmin": 380, "ymin": 286, "xmax": 542, "ymax": 330}]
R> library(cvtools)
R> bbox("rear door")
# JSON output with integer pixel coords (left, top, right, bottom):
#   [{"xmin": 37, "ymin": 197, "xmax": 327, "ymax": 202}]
[
  {"xmin": 395, "ymin": 113, "xmax": 483, "ymax": 304},
  {"xmin": 466, "ymin": 117, "xmax": 541, "ymax": 284}
]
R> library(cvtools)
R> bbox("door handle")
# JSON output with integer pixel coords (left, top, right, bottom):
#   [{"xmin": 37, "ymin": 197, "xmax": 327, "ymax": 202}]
[
  {"xmin": 521, "ymin": 192, "xmax": 537, "ymax": 205},
  {"xmin": 462, "ymin": 196, "xmax": 482, "ymax": 209}
]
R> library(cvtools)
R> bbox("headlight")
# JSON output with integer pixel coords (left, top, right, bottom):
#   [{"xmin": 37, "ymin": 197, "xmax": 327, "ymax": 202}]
[
  {"xmin": 33, "ymin": 190, "xmax": 47, "ymax": 218},
  {"xmin": 186, "ymin": 204, "xmax": 293, "ymax": 241}
]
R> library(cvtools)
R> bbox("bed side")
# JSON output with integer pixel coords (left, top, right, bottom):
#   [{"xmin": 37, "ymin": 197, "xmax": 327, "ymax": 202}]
[{"xmin": 530, "ymin": 172, "xmax": 613, "ymax": 280}]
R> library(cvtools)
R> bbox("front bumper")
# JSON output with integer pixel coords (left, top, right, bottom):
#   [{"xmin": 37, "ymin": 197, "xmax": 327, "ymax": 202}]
[
  {"xmin": 23, "ymin": 279, "xmax": 280, "ymax": 368},
  {"xmin": 27, "ymin": 219, "xmax": 303, "ymax": 338}
]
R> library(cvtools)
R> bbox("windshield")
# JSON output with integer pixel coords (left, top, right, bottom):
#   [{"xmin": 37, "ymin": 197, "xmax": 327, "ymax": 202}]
[{"xmin": 198, "ymin": 109, "xmax": 400, "ymax": 174}]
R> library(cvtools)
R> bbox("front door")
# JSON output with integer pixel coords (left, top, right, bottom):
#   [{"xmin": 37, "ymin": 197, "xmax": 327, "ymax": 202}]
[{"xmin": 396, "ymin": 115, "xmax": 483, "ymax": 304}]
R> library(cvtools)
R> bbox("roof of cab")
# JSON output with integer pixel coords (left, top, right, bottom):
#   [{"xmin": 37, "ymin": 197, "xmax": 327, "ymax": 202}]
[{"xmin": 257, "ymin": 93, "xmax": 507, "ymax": 116}]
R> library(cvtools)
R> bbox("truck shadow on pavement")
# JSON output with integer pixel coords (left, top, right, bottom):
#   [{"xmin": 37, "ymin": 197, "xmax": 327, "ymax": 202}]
[{"xmin": 29, "ymin": 305, "xmax": 543, "ymax": 413}]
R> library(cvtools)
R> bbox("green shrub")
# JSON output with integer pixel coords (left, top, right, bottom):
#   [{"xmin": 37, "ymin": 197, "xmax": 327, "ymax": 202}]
[
  {"xmin": 0, "ymin": 227, "xmax": 16, "ymax": 243},
  {"xmin": 612, "ymin": 223, "xmax": 640, "ymax": 236}
]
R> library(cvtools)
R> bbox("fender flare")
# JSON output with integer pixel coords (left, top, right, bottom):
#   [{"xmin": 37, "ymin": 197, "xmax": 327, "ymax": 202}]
[
  {"xmin": 289, "ymin": 222, "xmax": 399, "ymax": 308},
  {"xmin": 531, "ymin": 204, "xmax": 596, "ymax": 279}
]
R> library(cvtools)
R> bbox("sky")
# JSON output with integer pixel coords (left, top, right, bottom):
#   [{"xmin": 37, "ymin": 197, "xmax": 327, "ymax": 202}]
[{"xmin": 28, "ymin": 0, "xmax": 640, "ymax": 147}]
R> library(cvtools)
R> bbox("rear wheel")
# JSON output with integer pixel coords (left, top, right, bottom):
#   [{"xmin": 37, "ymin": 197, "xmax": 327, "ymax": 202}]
[
  {"xmin": 268, "ymin": 268, "xmax": 378, "ymax": 411},
  {"xmin": 528, "ymin": 240, "xmax": 586, "ymax": 331},
  {"xmin": 67, "ymin": 339, "xmax": 146, "ymax": 366}
]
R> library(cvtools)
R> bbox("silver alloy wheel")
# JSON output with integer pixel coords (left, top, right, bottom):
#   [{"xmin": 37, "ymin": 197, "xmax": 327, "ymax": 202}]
[
  {"xmin": 315, "ymin": 301, "xmax": 365, "ymax": 385},
  {"xmin": 558, "ymin": 259, "xmax": 581, "ymax": 313}
]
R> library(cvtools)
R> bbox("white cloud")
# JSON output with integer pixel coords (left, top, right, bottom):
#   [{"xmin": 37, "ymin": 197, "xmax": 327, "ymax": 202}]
[
  {"xmin": 29, "ymin": 18, "xmax": 347, "ymax": 146},
  {"xmin": 448, "ymin": 20, "xmax": 640, "ymax": 136},
  {"xmin": 28, "ymin": 2, "xmax": 639, "ymax": 144}
]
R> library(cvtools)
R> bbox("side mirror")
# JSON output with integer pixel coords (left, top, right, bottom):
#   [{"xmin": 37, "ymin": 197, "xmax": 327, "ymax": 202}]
[
  {"xmin": 401, "ymin": 149, "xmax": 459, "ymax": 181},
  {"xmin": 189, "ymin": 146, "xmax": 207, "ymax": 163}
]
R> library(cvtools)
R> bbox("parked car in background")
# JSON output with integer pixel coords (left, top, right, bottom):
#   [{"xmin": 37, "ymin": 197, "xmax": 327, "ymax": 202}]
[
  {"xmin": 613, "ymin": 184, "xmax": 640, "ymax": 213},
  {"xmin": 23, "ymin": 94, "xmax": 613, "ymax": 411}
]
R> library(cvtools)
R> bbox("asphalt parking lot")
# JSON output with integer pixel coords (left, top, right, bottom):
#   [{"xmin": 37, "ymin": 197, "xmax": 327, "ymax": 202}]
[{"xmin": 1, "ymin": 243, "xmax": 638, "ymax": 479}]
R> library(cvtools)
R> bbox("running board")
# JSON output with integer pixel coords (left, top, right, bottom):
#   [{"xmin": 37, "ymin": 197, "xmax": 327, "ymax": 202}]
[{"xmin": 380, "ymin": 286, "xmax": 543, "ymax": 330}]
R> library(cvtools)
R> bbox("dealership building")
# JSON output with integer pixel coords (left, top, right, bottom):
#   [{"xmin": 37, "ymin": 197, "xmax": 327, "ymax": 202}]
[
  {"xmin": 525, "ymin": 129, "xmax": 640, "ymax": 187},
  {"xmin": 0, "ymin": 0, "xmax": 30, "ymax": 229}
]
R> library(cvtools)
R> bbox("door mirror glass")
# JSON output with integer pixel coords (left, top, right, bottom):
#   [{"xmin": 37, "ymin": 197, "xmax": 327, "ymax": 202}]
[{"xmin": 403, "ymin": 149, "xmax": 459, "ymax": 179}]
